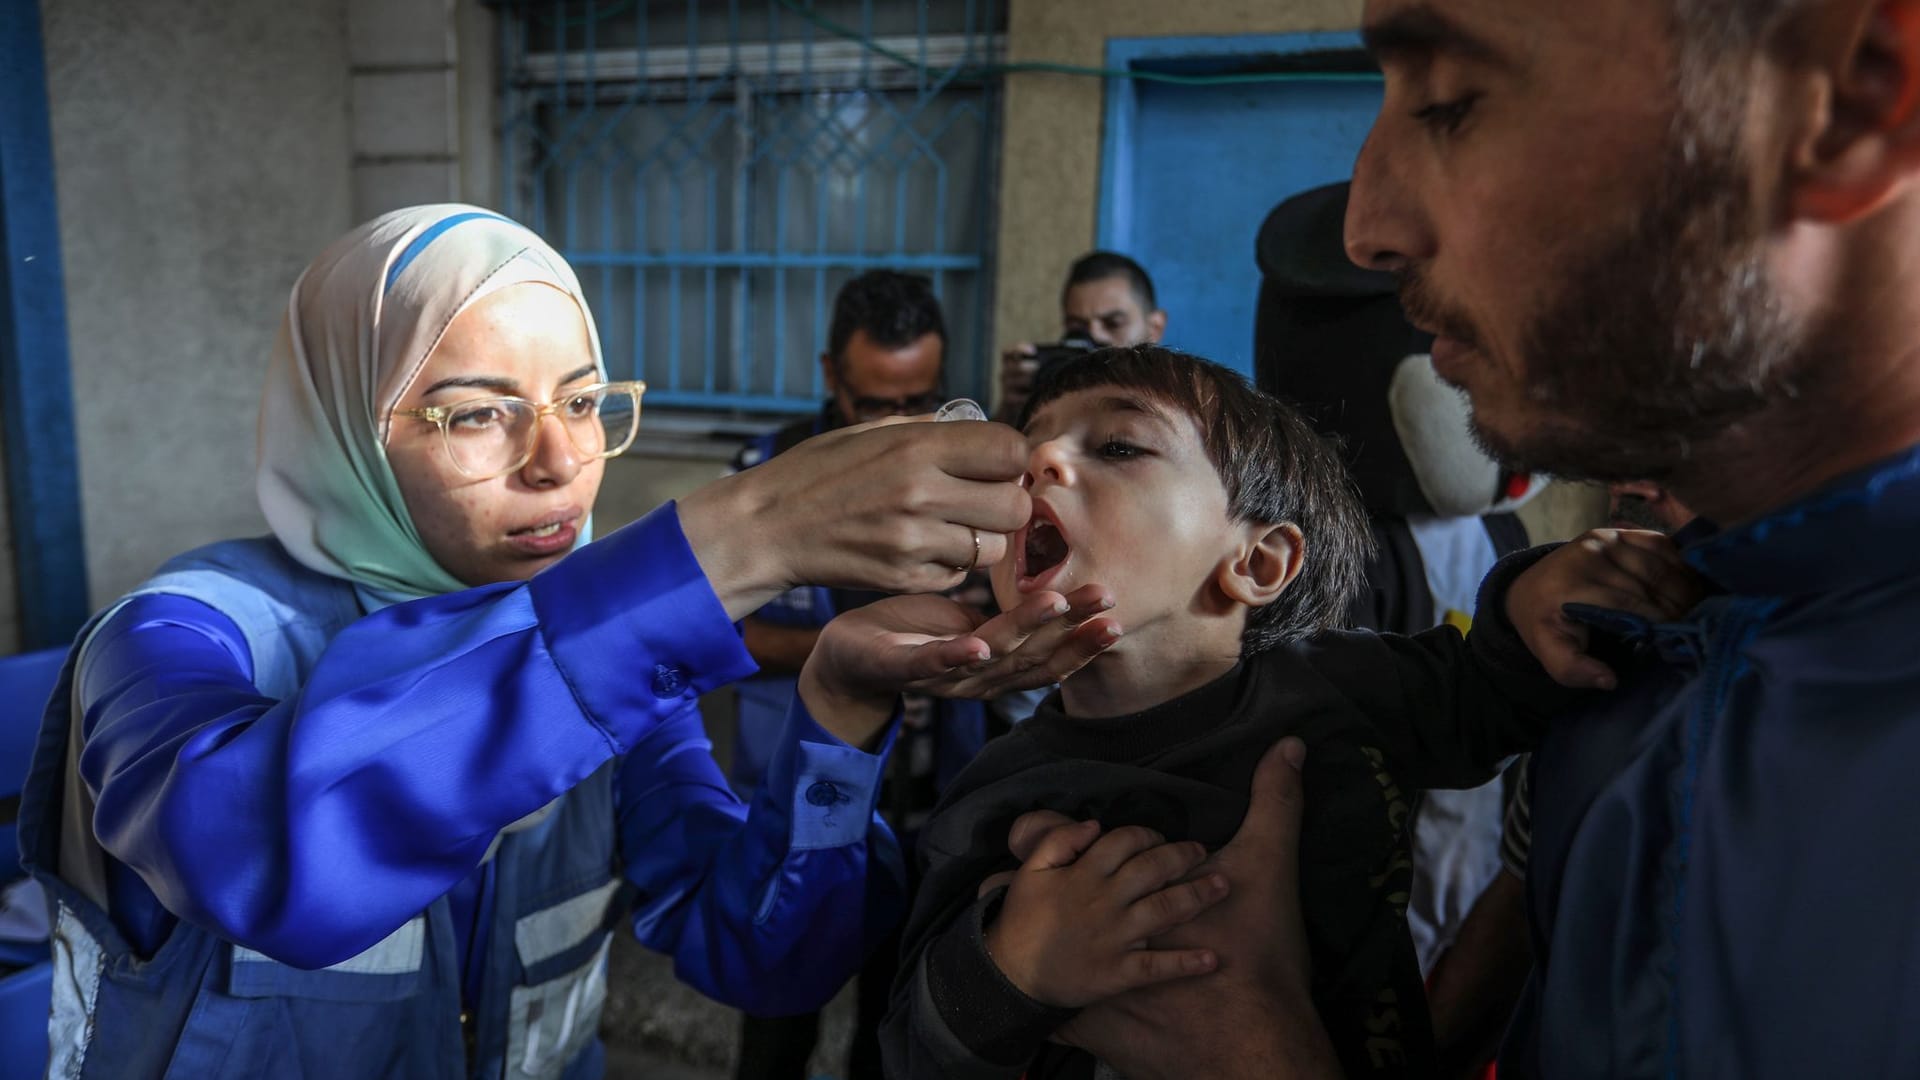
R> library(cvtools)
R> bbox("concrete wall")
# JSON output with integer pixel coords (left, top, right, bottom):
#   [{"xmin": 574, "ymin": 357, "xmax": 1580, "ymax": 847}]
[
  {"xmin": 34, "ymin": 0, "xmax": 503, "ymax": 617},
  {"xmin": 349, "ymin": 0, "xmax": 460, "ymax": 218},
  {"xmin": 40, "ymin": 0, "xmax": 354, "ymax": 606},
  {"xmin": 348, "ymin": 0, "xmax": 499, "ymax": 219},
  {"xmin": 24, "ymin": 0, "xmax": 716, "ymax": 631}
]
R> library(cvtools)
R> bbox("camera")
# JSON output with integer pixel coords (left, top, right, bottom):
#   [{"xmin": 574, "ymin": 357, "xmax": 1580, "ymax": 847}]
[{"xmin": 1030, "ymin": 335, "xmax": 1098, "ymax": 382}]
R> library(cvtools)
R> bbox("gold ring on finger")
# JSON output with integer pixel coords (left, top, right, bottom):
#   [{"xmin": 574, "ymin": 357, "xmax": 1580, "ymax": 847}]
[{"xmin": 956, "ymin": 527, "xmax": 982, "ymax": 574}]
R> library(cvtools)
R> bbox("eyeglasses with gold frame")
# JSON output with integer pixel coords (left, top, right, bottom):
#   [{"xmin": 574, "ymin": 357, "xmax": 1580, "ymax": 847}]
[{"xmin": 393, "ymin": 380, "xmax": 646, "ymax": 480}]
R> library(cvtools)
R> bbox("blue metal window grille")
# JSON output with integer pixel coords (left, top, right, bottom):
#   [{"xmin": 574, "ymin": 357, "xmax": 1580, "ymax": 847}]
[{"xmin": 497, "ymin": 1, "xmax": 1006, "ymax": 418}]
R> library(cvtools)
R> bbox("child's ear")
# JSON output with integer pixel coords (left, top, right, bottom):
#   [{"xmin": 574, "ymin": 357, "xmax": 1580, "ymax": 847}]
[{"xmin": 1218, "ymin": 522, "xmax": 1305, "ymax": 608}]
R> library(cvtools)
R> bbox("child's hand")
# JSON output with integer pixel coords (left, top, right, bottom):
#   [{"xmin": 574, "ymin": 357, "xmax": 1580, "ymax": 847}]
[
  {"xmin": 1048, "ymin": 741, "xmax": 1332, "ymax": 1076},
  {"xmin": 799, "ymin": 584, "xmax": 1120, "ymax": 747},
  {"xmin": 982, "ymin": 821, "xmax": 1229, "ymax": 1008},
  {"xmin": 1507, "ymin": 528, "xmax": 1706, "ymax": 689}
]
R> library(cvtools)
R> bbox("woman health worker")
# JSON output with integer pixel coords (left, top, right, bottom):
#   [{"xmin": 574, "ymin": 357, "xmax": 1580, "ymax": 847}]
[{"xmin": 16, "ymin": 207, "xmax": 1090, "ymax": 1079}]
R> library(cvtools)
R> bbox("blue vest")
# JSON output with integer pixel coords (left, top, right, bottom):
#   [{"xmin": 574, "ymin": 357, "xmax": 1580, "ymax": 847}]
[{"xmin": 18, "ymin": 539, "xmax": 622, "ymax": 1080}]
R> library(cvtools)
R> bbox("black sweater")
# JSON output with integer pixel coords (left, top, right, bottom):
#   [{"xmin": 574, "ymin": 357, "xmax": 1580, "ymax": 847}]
[{"xmin": 880, "ymin": 553, "xmax": 1575, "ymax": 1080}]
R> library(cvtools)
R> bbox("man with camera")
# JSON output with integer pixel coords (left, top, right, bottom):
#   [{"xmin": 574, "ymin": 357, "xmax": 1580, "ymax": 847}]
[{"xmin": 995, "ymin": 250, "xmax": 1167, "ymax": 421}]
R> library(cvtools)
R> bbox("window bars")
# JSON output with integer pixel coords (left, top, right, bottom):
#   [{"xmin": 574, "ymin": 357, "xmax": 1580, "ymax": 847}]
[{"xmin": 498, "ymin": 0, "xmax": 1007, "ymax": 418}]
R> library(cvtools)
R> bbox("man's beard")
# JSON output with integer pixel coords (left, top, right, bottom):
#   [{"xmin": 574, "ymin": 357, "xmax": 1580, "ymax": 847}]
[{"xmin": 1400, "ymin": 95, "xmax": 1813, "ymax": 483}]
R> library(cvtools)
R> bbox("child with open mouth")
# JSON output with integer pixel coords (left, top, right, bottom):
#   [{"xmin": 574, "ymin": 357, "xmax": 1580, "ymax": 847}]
[{"xmin": 798, "ymin": 345, "xmax": 1700, "ymax": 1080}]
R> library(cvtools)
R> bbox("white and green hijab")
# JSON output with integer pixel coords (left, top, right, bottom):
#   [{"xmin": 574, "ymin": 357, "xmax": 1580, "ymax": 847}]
[{"xmin": 256, "ymin": 205, "xmax": 604, "ymax": 603}]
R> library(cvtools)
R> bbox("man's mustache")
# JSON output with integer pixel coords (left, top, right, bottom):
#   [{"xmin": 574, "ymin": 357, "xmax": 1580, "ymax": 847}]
[{"xmin": 1395, "ymin": 267, "xmax": 1482, "ymax": 348}]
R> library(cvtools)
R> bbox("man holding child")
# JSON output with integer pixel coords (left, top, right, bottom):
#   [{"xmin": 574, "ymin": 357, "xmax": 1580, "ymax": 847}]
[{"xmin": 808, "ymin": 0, "xmax": 1920, "ymax": 1076}]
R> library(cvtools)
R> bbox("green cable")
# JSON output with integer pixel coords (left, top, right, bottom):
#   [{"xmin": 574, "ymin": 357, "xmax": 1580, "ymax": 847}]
[{"xmin": 772, "ymin": 0, "xmax": 1381, "ymax": 86}]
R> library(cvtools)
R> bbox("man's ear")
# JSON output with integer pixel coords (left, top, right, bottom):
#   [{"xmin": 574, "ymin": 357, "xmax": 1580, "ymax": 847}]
[
  {"xmin": 1145, "ymin": 308, "xmax": 1168, "ymax": 344},
  {"xmin": 1218, "ymin": 522, "xmax": 1305, "ymax": 608},
  {"xmin": 819, "ymin": 352, "xmax": 841, "ymax": 393},
  {"xmin": 1789, "ymin": 0, "xmax": 1920, "ymax": 222}
]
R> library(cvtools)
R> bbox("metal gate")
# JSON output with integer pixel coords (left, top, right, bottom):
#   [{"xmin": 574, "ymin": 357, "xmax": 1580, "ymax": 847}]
[{"xmin": 497, "ymin": 1, "xmax": 1006, "ymax": 418}]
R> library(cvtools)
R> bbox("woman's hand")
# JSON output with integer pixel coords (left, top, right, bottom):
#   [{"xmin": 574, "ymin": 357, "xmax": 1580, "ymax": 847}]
[
  {"xmin": 680, "ymin": 418, "xmax": 1033, "ymax": 620},
  {"xmin": 1506, "ymin": 528, "xmax": 1707, "ymax": 690},
  {"xmin": 797, "ymin": 585, "xmax": 1120, "ymax": 749}
]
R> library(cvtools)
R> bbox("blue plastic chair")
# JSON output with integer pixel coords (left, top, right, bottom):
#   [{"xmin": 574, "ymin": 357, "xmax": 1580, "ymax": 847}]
[
  {"xmin": 0, "ymin": 648, "xmax": 65, "ymax": 879},
  {"xmin": 0, "ymin": 647, "xmax": 66, "ymax": 1080}
]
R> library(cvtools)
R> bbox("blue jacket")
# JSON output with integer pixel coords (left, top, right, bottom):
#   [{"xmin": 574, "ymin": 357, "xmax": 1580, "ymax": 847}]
[
  {"xmin": 1502, "ymin": 445, "xmax": 1920, "ymax": 1079},
  {"xmin": 732, "ymin": 581, "xmax": 844, "ymax": 792},
  {"xmin": 18, "ymin": 503, "xmax": 904, "ymax": 1079}
]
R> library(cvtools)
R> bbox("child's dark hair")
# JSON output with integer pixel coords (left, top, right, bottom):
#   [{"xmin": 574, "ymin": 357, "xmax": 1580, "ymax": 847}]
[{"xmin": 1022, "ymin": 345, "xmax": 1372, "ymax": 652}]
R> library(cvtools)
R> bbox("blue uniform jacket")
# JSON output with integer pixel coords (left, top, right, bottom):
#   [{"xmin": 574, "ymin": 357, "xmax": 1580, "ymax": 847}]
[
  {"xmin": 1502, "ymin": 444, "xmax": 1920, "ymax": 1079},
  {"xmin": 17, "ymin": 502, "xmax": 904, "ymax": 1079}
]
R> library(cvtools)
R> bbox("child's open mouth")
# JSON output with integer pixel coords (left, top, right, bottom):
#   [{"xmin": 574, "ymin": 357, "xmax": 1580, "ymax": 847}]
[
  {"xmin": 1025, "ymin": 521, "xmax": 1068, "ymax": 575},
  {"xmin": 1017, "ymin": 509, "xmax": 1071, "ymax": 592}
]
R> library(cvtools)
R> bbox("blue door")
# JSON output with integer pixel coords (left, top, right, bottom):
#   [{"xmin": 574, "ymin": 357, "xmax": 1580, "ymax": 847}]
[{"xmin": 1099, "ymin": 37, "xmax": 1382, "ymax": 376}]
